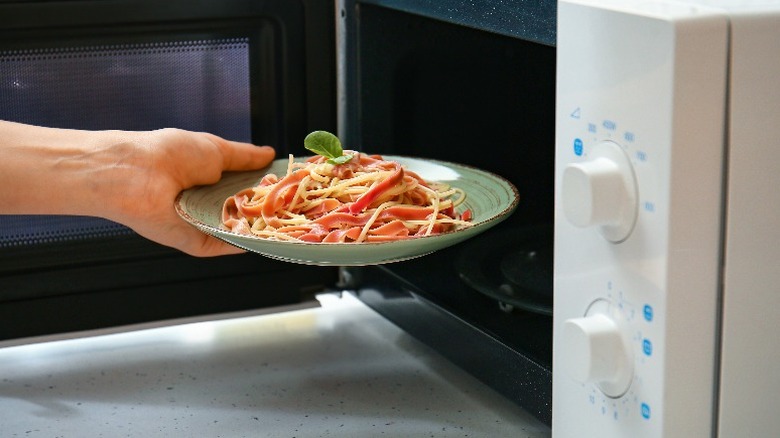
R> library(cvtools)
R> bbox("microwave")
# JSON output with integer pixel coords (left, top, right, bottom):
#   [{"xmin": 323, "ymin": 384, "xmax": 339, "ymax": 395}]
[
  {"xmin": 554, "ymin": 0, "xmax": 780, "ymax": 436},
  {"xmin": 0, "ymin": 0, "xmax": 556, "ymax": 428}
]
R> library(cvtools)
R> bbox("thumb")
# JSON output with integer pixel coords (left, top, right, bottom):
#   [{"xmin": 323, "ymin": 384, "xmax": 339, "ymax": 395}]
[{"xmin": 212, "ymin": 137, "xmax": 276, "ymax": 171}]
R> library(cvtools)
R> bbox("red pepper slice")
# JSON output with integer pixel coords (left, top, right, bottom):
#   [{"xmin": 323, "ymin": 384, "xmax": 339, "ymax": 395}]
[
  {"xmin": 348, "ymin": 163, "xmax": 404, "ymax": 214},
  {"xmin": 261, "ymin": 169, "xmax": 309, "ymax": 227}
]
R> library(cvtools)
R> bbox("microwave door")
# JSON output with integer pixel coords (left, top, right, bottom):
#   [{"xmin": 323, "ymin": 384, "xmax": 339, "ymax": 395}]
[
  {"xmin": 338, "ymin": 0, "xmax": 556, "ymax": 426},
  {"xmin": 0, "ymin": 0, "xmax": 340, "ymax": 340}
]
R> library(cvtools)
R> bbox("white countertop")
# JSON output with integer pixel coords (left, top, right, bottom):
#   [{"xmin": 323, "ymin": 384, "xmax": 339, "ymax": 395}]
[{"xmin": 0, "ymin": 293, "xmax": 550, "ymax": 437}]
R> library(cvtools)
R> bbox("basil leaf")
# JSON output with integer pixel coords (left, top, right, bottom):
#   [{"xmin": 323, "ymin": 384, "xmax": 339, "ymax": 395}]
[
  {"xmin": 327, "ymin": 154, "xmax": 354, "ymax": 165},
  {"xmin": 304, "ymin": 130, "xmax": 343, "ymax": 159}
]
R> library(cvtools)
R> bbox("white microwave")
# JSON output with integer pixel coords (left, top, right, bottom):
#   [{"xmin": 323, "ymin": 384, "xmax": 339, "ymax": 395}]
[{"xmin": 553, "ymin": 0, "xmax": 780, "ymax": 436}]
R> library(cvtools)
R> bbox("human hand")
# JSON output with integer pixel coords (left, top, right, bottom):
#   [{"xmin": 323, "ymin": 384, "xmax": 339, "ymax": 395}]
[
  {"xmin": 102, "ymin": 128, "xmax": 276, "ymax": 256},
  {"xmin": 0, "ymin": 122, "xmax": 275, "ymax": 257}
]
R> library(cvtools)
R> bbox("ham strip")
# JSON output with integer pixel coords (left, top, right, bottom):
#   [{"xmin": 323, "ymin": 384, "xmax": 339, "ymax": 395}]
[{"xmin": 221, "ymin": 150, "xmax": 472, "ymax": 242}]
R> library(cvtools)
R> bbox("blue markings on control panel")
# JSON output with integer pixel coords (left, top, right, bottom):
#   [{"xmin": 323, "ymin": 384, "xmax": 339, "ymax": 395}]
[
  {"xmin": 641, "ymin": 403, "xmax": 651, "ymax": 420},
  {"xmin": 635, "ymin": 150, "xmax": 647, "ymax": 162},
  {"xmin": 643, "ymin": 339, "xmax": 653, "ymax": 356},
  {"xmin": 588, "ymin": 123, "xmax": 597, "ymax": 133},
  {"xmin": 603, "ymin": 120, "xmax": 617, "ymax": 131},
  {"xmin": 624, "ymin": 132, "xmax": 635, "ymax": 142},
  {"xmin": 643, "ymin": 304, "xmax": 653, "ymax": 322},
  {"xmin": 574, "ymin": 138, "xmax": 584, "ymax": 156},
  {"xmin": 644, "ymin": 202, "xmax": 656, "ymax": 213}
]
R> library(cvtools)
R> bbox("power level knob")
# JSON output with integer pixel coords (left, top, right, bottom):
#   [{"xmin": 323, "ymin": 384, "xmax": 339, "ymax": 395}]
[
  {"xmin": 560, "ymin": 301, "xmax": 633, "ymax": 398},
  {"xmin": 561, "ymin": 141, "xmax": 638, "ymax": 242}
]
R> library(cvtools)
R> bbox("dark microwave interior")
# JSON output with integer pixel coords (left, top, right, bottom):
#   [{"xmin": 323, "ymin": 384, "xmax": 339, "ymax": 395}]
[{"xmin": 343, "ymin": 3, "xmax": 556, "ymax": 424}]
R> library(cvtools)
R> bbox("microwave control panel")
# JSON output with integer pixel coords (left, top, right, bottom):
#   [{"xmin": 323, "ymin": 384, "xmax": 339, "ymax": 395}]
[{"xmin": 553, "ymin": 0, "xmax": 728, "ymax": 436}]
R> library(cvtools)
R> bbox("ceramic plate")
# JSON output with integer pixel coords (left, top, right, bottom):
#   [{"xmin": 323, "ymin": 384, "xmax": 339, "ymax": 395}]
[{"xmin": 175, "ymin": 156, "xmax": 518, "ymax": 266}]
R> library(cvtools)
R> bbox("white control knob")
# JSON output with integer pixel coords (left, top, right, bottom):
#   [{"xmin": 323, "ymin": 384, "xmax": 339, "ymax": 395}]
[
  {"xmin": 560, "ymin": 305, "xmax": 633, "ymax": 398},
  {"xmin": 561, "ymin": 141, "xmax": 638, "ymax": 242}
]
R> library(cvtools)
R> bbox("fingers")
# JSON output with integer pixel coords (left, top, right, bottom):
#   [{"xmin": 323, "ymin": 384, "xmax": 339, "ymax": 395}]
[
  {"xmin": 208, "ymin": 135, "xmax": 276, "ymax": 172},
  {"xmin": 136, "ymin": 217, "xmax": 247, "ymax": 257},
  {"xmin": 187, "ymin": 234, "xmax": 246, "ymax": 257}
]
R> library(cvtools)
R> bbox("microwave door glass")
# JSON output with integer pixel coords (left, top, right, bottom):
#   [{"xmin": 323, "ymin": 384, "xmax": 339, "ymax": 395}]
[{"xmin": 0, "ymin": 39, "xmax": 252, "ymax": 248}]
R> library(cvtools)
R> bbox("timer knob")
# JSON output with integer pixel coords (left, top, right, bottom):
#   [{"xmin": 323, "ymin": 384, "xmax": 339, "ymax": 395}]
[
  {"xmin": 560, "ymin": 303, "xmax": 633, "ymax": 398},
  {"xmin": 561, "ymin": 141, "xmax": 638, "ymax": 242}
]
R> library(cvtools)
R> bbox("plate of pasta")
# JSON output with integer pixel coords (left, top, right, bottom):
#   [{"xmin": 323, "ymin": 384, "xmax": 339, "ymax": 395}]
[{"xmin": 175, "ymin": 152, "xmax": 518, "ymax": 266}]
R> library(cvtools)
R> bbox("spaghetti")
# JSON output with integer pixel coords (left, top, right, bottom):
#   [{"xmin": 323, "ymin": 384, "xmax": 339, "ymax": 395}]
[{"xmin": 221, "ymin": 151, "xmax": 473, "ymax": 243}]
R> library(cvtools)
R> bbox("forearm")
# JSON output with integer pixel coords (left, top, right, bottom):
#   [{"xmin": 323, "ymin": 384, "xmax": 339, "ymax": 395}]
[{"xmin": 0, "ymin": 120, "xmax": 136, "ymax": 219}]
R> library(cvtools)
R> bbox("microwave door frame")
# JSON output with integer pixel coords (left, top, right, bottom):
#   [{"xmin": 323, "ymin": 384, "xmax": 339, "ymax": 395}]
[{"xmin": 334, "ymin": 0, "xmax": 554, "ymax": 426}]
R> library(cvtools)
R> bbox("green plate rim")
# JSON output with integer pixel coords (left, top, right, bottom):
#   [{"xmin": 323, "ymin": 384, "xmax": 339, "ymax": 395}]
[{"xmin": 175, "ymin": 155, "xmax": 519, "ymax": 265}]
